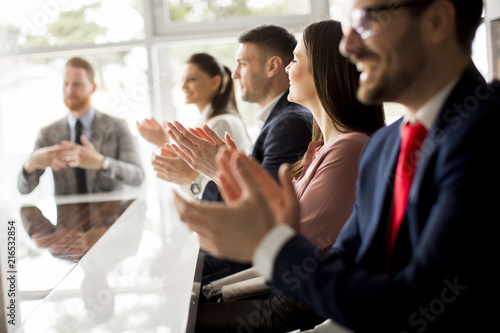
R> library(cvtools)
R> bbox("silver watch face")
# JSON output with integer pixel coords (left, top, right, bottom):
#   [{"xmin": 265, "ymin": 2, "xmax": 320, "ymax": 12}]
[
  {"xmin": 190, "ymin": 182, "xmax": 201, "ymax": 194},
  {"xmin": 102, "ymin": 158, "xmax": 110, "ymax": 171}
]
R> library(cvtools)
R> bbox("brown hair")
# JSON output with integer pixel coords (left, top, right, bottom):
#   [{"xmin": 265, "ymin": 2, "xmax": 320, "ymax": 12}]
[
  {"xmin": 65, "ymin": 57, "xmax": 95, "ymax": 83},
  {"xmin": 407, "ymin": 0, "xmax": 483, "ymax": 54},
  {"xmin": 238, "ymin": 24, "xmax": 297, "ymax": 67},
  {"xmin": 290, "ymin": 20, "xmax": 385, "ymax": 178},
  {"xmin": 450, "ymin": 0, "xmax": 483, "ymax": 54}
]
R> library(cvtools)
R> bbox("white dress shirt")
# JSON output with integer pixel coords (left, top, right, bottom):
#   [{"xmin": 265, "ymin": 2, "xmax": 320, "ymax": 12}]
[{"xmin": 255, "ymin": 92, "xmax": 286, "ymax": 129}]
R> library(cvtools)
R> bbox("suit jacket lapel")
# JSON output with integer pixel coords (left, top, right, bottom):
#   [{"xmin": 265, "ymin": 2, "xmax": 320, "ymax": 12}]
[
  {"xmin": 356, "ymin": 120, "xmax": 402, "ymax": 262},
  {"xmin": 90, "ymin": 111, "xmax": 105, "ymax": 151},
  {"xmin": 61, "ymin": 118, "xmax": 71, "ymax": 142},
  {"xmin": 250, "ymin": 92, "xmax": 289, "ymax": 158},
  {"xmin": 357, "ymin": 63, "xmax": 485, "ymax": 268},
  {"xmin": 264, "ymin": 91, "xmax": 290, "ymax": 127},
  {"xmin": 89, "ymin": 111, "xmax": 106, "ymax": 192},
  {"xmin": 404, "ymin": 63, "xmax": 484, "ymax": 247}
]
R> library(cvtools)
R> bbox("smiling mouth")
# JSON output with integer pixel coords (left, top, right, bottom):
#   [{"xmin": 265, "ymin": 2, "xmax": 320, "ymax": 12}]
[{"xmin": 354, "ymin": 59, "xmax": 378, "ymax": 83}]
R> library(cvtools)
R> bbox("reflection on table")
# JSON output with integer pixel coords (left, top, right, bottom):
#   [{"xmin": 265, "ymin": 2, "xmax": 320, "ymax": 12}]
[
  {"xmin": 0, "ymin": 187, "xmax": 201, "ymax": 333},
  {"xmin": 20, "ymin": 200, "xmax": 133, "ymax": 262}
]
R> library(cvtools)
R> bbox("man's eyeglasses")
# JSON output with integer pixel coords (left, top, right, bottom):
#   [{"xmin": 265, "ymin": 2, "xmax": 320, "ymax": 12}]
[{"xmin": 341, "ymin": 0, "xmax": 435, "ymax": 40}]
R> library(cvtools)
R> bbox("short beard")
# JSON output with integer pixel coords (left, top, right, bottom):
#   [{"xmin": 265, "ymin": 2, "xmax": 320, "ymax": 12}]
[
  {"xmin": 357, "ymin": 25, "xmax": 426, "ymax": 105},
  {"xmin": 241, "ymin": 80, "xmax": 268, "ymax": 104},
  {"xmin": 64, "ymin": 96, "xmax": 90, "ymax": 112}
]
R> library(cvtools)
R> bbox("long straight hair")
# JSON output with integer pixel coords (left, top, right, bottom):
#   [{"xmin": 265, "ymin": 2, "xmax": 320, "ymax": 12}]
[{"xmin": 291, "ymin": 20, "xmax": 386, "ymax": 178}]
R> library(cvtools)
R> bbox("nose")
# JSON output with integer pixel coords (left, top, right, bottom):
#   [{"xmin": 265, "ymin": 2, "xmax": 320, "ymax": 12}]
[
  {"xmin": 339, "ymin": 26, "xmax": 364, "ymax": 60},
  {"xmin": 285, "ymin": 61, "xmax": 292, "ymax": 75},
  {"xmin": 232, "ymin": 66, "xmax": 240, "ymax": 80}
]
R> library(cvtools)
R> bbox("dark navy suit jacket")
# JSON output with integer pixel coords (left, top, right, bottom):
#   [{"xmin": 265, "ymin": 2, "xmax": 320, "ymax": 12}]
[
  {"xmin": 202, "ymin": 92, "xmax": 312, "ymax": 201},
  {"xmin": 271, "ymin": 64, "xmax": 499, "ymax": 332}
]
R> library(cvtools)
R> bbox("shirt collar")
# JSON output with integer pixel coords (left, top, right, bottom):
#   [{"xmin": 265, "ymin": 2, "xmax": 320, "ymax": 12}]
[
  {"xmin": 256, "ymin": 92, "xmax": 286, "ymax": 128},
  {"xmin": 67, "ymin": 107, "xmax": 96, "ymax": 130},
  {"xmin": 402, "ymin": 77, "xmax": 459, "ymax": 130}
]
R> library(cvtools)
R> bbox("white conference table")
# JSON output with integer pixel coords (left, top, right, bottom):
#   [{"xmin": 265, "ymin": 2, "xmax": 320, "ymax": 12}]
[{"xmin": 0, "ymin": 185, "xmax": 202, "ymax": 333}]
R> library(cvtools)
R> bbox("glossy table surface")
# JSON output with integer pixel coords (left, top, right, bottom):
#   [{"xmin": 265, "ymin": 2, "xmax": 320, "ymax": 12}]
[{"xmin": 0, "ymin": 186, "xmax": 201, "ymax": 333}]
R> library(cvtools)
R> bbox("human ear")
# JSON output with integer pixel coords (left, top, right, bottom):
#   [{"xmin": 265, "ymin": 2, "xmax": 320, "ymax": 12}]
[
  {"xmin": 266, "ymin": 55, "xmax": 283, "ymax": 78},
  {"xmin": 423, "ymin": 0, "xmax": 455, "ymax": 47},
  {"xmin": 210, "ymin": 75, "xmax": 222, "ymax": 92}
]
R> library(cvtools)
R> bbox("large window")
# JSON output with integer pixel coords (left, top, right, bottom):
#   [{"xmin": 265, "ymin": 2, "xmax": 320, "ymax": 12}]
[
  {"xmin": 1, "ymin": 49, "xmax": 149, "ymax": 155},
  {"xmin": 152, "ymin": 0, "xmax": 327, "ymax": 38},
  {"xmin": 166, "ymin": 0, "xmax": 311, "ymax": 22},
  {"xmin": 0, "ymin": 49, "xmax": 150, "ymax": 200},
  {"xmin": 0, "ymin": 0, "xmax": 493, "ymax": 202},
  {"xmin": 0, "ymin": 0, "xmax": 145, "ymax": 54},
  {"xmin": 490, "ymin": 19, "xmax": 500, "ymax": 80},
  {"xmin": 0, "ymin": 0, "xmax": 327, "ymax": 203}
]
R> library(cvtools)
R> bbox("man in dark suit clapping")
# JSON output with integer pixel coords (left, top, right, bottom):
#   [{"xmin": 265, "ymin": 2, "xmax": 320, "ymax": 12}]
[{"xmin": 174, "ymin": 1, "xmax": 499, "ymax": 332}]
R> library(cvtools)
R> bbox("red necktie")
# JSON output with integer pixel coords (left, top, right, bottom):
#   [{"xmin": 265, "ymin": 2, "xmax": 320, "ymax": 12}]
[{"xmin": 387, "ymin": 122, "xmax": 428, "ymax": 266}]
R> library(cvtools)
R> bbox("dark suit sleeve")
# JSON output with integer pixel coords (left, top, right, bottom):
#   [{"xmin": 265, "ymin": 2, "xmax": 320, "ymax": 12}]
[
  {"xmin": 201, "ymin": 180, "xmax": 223, "ymax": 202},
  {"xmin": 269, "ymin": 104, "xmax": 498, "ymax": 332},
  {"xmin": 257, "ymin": 109, "xmax": 312, "ymax": 181}
]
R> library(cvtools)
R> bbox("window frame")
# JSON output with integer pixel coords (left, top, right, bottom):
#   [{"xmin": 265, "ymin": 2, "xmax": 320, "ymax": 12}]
[
  {"xmin": 0, "ymin": 0, "xmax": 331, "ymax": 203},
  {"xmin": 152, "ymin": 0, "xmax": 329, "ymax": 38}
]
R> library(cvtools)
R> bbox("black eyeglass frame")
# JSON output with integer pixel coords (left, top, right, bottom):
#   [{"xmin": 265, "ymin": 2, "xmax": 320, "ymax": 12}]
[{"xmin": 342, "ymin": 0, "xmax": 436, "ymax": 40}]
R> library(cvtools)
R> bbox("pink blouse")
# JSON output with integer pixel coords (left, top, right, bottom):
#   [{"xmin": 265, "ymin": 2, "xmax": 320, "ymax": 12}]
[{"xmin": 293, "ymin": 132, "xmax": 369, "ymax": 250}]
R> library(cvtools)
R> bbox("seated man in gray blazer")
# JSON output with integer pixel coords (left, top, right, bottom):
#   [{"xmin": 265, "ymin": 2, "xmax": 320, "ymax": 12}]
[{"xmin": 18, "ymin": 57, "xmax": 144, "ymax": 195}]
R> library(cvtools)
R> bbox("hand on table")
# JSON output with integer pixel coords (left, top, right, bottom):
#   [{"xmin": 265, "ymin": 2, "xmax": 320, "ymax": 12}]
[
  {"xmin": 61, "ymin": 135, "xmax": 105, "ymax": 170},
  {"xmin": 174, "ymin": 151, "xmax": 300, "ymax": 262},
  {"xmin": 136, "ymin": 118, "xmax": 169, "ymax": 148},
  {"xmin": 151, "ymin": 144, "xmax": 199, "ymax": 185},
  {"xmin": 24, "ymin": 144, "xmax": 69, "ymax": 173},
  {"xmin": 166, "ymin": 121, "xmax": 239, "ymax": 182}
]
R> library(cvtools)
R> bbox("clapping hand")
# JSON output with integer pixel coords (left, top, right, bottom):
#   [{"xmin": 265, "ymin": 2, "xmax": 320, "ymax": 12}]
[
  {"xmin": 151, "ymin": 144, "xmax": 199, "ymax": 185},
  {"xmin": 166, "ymin": 121, "xmax": 239, "ymax": 183},
  {"xmin": 136, "ymin": 118, "xmax": 169, "ymax": 148},
  {"xmin": 174, "ymin": 150, "xmax": 300, "ymax": 262}
]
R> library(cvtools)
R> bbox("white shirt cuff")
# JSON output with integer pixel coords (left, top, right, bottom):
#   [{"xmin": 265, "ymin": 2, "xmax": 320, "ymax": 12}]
[{"xmin": 253, "ymin": 225, "xmax": 296, "ymax": 281}]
